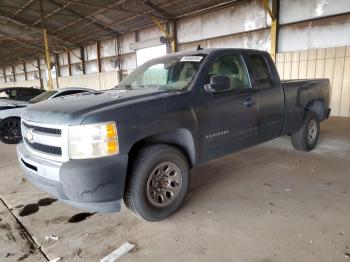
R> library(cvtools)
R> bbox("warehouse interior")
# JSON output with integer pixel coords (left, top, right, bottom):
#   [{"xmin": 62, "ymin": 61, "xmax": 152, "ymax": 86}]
[{"xmin": 0, "ymin": 0, "xmax": 350, "ymax": 261}]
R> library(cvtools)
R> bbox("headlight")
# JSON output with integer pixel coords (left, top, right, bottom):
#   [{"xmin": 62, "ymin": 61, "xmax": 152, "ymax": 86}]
[{"xmin": 68, "ymin": 122, "xmax": 119, "ymax": 159}]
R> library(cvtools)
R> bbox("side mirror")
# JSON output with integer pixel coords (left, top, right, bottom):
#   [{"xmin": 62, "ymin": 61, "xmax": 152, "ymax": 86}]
[{"xmin": 204, "ymin": 75, "xmax": 231, "ymax": 93}]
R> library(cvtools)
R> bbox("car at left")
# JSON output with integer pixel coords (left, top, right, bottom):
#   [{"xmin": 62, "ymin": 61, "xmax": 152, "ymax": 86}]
[
  {"xmin": 0, "ymin": 87, "xmax": 44, "ymax": 102},
  {"xmin": 0, "ymin": 87, "xmax": 94, "ymax": 144}
]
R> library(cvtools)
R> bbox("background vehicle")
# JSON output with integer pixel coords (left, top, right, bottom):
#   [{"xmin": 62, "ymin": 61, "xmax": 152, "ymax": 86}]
[
  {"xmin": 0, "ymin": 87, "xmax": 43, "ymax": 102},
  {"xmin": 17, "ymin": 49, "xmax": 330, "ymax": 221},
  {"xmin": 0, "ymin": 87, "xmax": 94, "ymax": 144}
]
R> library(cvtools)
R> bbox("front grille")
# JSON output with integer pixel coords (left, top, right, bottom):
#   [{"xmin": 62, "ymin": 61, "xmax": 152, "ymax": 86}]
[
  {"xmin": 22, "ymin": 120, "xmax": 68, "ymax": 161},
  {"xmin": 23, "ymin": 122, "xmax": 61, "ymax": 136},
  {"xmin": 24, "ymin": 138, "xmax": 62, "ymax": 156}
]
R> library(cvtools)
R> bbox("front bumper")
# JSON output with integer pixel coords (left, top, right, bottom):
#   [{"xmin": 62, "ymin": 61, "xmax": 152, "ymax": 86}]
[{"xmin": 17, "ymin": 143, "xmax": 128, "ymax": 213}]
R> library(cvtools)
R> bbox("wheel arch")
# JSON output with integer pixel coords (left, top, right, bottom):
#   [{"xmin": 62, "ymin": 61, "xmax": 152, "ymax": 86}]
[
  {"xmin": 305, "ymin": 99, "xmax": 326, "ymax": 121},
  {"xmin": 128, "ymin": 128, "xmax": 196, "ymax": 169},
  {"xmin": 0, "ymin": 116, "xmax": 21, "ymax": 126}
]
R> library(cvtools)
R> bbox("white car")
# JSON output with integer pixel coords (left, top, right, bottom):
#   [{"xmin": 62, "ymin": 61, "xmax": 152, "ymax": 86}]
[{"xmin": 0, "ymin": 87, "xmax": 94, "ymax": 144}]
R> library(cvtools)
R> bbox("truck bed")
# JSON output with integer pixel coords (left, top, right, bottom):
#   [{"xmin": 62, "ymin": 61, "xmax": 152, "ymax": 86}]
[{"xmin": 282, "ymin": 79, "xmax": 330, "ymax": 135}]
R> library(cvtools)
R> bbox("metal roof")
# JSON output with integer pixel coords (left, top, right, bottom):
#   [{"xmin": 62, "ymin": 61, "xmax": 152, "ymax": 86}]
[{"xmin": 0, "ymin": 0, "xmax": 242, "ymax": 68}]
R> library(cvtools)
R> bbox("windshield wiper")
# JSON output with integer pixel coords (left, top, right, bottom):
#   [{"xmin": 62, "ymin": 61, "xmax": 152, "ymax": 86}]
[
  {"xmin": 140, "ymin": 84, "xmax": 161, "ymax": 89},
  {"xmin": 114, "ymin": 84, "xmax": 132, "ymax": 90}
]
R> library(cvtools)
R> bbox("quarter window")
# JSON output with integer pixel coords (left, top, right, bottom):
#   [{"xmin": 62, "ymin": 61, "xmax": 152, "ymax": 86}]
[{"xmin": 209, "ymin": 54, "xmax": 250, "ymax": 90}]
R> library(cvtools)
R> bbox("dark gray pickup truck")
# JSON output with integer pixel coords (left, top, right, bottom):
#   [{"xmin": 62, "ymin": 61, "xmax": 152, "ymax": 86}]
[{"xmin": 17, "ymin": 49, "xmax": 330, "ymax": 221}]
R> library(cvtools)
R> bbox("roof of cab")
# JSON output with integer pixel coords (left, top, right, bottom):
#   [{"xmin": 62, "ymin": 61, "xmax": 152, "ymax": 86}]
[{"xmin": 152, "ymin": 48, "xmax": 270, "ymax": 60}]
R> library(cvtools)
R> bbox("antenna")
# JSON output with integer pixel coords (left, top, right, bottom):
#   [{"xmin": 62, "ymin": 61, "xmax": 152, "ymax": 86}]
[{"xmin": 197, "ymin": 45, "xmax": 203, "ymax": 51}]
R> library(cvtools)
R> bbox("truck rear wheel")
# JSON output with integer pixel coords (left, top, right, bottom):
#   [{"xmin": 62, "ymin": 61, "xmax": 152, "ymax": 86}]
[
  {"xmin": 291, "ymin": 111, "xmax": 320, "ymax": 151},
  {"xmin": 124, "ymin": 144, "xmax": 190, "ymax": 222},
  {"xmin": 0, "ymin": 117, "xmax": 22, "ymax": 144}
]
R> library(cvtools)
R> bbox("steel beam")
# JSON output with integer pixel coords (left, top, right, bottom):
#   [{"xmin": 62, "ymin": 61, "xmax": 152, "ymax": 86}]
[
  {"xmin": 59, "ymin": 0, "xmax": 169, "ymax": 19},
  {"xmin": 54, "ymin": 53, "xmax": 61, "ymax": 77},
  {"xmin": 37, "ymin": 58, "xmax": 43, "ymax": 90},
  {"xmin": 67, "ymin": 50, "xmax": 72, "ymax": 76},
  {"xmin": 47, "ymin": 0, "xmax": 121, "ymax": 35},
  {"xmin": 80, "ymin": 46, "xmax": 86, "ymax": 74},
  {"xmin": 2, "ymin": 0, "xmax": 36, "ymax": 24},
  {"xmin": 97, "ymin": 41, "xmax": 102, "ymax": 73},
  {"xmin": 261, "ymin": 0, "xmax": 278, "ymax": 61},
  {"xmin": 43, "ymin": 29, "xmax": 53, "ymax": 90},
  {"xmin": 116, "ymin": 35, "xmax": 123, "ymax": 82},
  {"xmin": 12, "ymin": 66, "xmax": 16, "ymax": 82},
  {"xmin": 140, "ymin": 0, "xmax": 173, "ymax": 18},
  {"xmin": 23, "ymin": 62, "xmax": 28, "ymax": 81},
  {"xmin": 3, "ymin": 68, "xmax": 7, "ymax": 83},
  {"xmin": 151, "ymin": 16, "xmax": 175, "ymax": 52}
]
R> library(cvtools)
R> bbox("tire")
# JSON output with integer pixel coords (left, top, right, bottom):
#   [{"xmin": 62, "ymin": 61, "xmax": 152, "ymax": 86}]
[
  {"xmin": 291, "ymin": 111, "xmax": 320, "ymax": 152},
  {"xmin": 0, "ymin": 117, "xmax": 22, "ymax": 144},
  {"xmin": 124, "ymin": 144, "xmax": 190, "ymax": 222}
]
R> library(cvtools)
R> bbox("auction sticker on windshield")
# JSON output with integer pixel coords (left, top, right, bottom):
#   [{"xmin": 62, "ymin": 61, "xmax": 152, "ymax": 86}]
[{"xmin": 180, "ymin": 56, "xmax": 203, "ymax": 62}]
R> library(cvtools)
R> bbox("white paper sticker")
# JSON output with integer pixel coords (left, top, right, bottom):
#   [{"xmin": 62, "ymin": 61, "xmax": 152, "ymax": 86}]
[{"xmin": 180, "ymin": 56, "xmax": 203, "ymax": 62}]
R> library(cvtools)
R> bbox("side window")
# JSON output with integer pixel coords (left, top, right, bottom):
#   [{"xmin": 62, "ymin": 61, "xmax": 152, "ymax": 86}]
[
  {"xmin": 21, "ymin": 88, "xmax": 34, "ymax": 96},
  {"xmin": 0, "ymin": 90, "xmax": 9, "ymax": 98},
  {"xmin": 54, "ymin": 90, "xmax": 85, "ymax": 98},
  {"xmin": 209, "ymin": 54, "xmax": 250, "ymax": 90},
  {"xmin": 9, "ymin": 89, "xmax": 17, "ymax": 99},
  {"xmin": 248, "ymin": 54, "xmax": 273, "ymax": 89}
]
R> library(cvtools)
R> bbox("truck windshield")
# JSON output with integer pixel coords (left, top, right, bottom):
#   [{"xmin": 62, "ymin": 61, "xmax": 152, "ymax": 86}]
[
  {"xmin": 118, "ymin": 55, "xmax": 206, "ymax": 91},
  {"xmin": 29, "ymin": 91, "xmax": 57, "ymax": 103}
]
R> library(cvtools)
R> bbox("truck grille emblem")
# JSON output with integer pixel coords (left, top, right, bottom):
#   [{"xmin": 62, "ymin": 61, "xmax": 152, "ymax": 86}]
[{"xmin": 26, "ymin": 129, "xmax": 34, "ymax": 143}]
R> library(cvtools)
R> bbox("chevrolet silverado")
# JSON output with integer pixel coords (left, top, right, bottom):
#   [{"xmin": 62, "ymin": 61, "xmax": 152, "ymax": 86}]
[{"xmin": 17, "ymin": 49, "xmax": 330, "ymax": 221}]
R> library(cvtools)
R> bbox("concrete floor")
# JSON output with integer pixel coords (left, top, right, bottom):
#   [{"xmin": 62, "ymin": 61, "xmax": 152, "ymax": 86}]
[{"xmin": 0, "ymin": 117, "xmax": 349, "ymax": 262}]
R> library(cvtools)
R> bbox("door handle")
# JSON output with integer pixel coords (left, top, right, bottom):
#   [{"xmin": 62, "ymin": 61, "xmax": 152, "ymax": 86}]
[{"xmin": 243, "ymin": 98, "xmax": 256, "ymax": 107}]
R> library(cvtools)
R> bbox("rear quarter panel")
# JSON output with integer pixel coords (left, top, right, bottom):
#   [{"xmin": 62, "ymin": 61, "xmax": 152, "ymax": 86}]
[{"xmin": 282, "ymin": 79, "xmax": 330, "ymax": 134}]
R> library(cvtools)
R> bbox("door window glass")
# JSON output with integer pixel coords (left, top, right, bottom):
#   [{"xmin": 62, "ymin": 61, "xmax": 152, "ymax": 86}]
[
  {"xmin": 209, "ymin": 55, "xmax": 250, "ymax": 90},
  {"xmin": 248, "ymin": 54, "xmax": 273, "ymax": 89}
]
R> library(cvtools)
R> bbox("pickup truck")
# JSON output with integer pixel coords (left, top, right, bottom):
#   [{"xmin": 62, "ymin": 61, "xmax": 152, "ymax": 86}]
[{"xmin": 17, "ymin": 49, "xmax": 330, "ymax": 221}]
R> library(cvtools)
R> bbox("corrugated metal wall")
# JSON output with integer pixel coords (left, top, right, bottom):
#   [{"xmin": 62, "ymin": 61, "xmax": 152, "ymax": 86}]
[{"xmin": 276, "ymin": 46, "xmax": 350, "ymax": 117}]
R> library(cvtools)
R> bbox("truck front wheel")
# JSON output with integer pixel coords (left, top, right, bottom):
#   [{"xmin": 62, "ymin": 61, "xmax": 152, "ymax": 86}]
[
  {"xmin": 124, "ymin": 144, "xmax": 190, "ymax": 221},
  {"xmin": 291, "ymin": 111, "xmax": 320, "ymax": 151}
]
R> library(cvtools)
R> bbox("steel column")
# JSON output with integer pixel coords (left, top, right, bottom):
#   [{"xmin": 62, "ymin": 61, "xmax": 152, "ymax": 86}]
[
  {"xmin": 3, "ymin": 68, "xmax": 7, "ymax": 83},
  {"xmin": 37, "ymin": 58, "xmax": 43, "ymax": 90},
  {"xmin": 23, "ymin": 62, "xmax": 28, "ymax": 81},
  {"xmin": 12, "ymin": 66, "xmax": 16, "ymax": 82},
  {"xmin": 97, "ymin": 41, "xmax": 102, "ymax": 73},
  {"xmin": 261, "ymin": 0, "xmax": 279, "ymax": 61},
  {"xmin": 67, "ymin": 50, "xmax": 72, "ymax": 76},
  {"xmin": 151, "ymin": 16, "xmax": 175, "ymax": 53},
  {"xmin": 43, "ymin": 29, "xmax": 53, "ymax": 90},
  {"xmin": 80, "ymin": 46, "xmax": 86, "ymax": 74}
]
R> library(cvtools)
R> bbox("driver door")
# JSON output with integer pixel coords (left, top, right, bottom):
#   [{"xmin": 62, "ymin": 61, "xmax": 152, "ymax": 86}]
[{"xmin": 197, "ymin": 53, "xmax": 259, "ymax": 162}]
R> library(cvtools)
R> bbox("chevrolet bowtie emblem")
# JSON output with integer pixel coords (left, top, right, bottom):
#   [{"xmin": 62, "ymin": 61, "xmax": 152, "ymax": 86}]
[{"xmin": 26, "ymin": 129, "xmax": 34, "ymax": 143}]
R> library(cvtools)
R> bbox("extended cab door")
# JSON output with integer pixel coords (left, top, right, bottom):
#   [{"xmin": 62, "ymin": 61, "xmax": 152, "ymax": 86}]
[
  {"xmin": 197, "ymin": 52, "xmax": 259, "ymax": 162},
  {"xmin": 245, "ymin": 53, "xmax": 284, "ymax": 142}
]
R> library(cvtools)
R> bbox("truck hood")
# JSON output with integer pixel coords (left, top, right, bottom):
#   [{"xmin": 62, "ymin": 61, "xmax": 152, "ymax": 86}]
[{"xmin": 22, "ymin": 88, "xmax": 173, "ymax": 125}]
